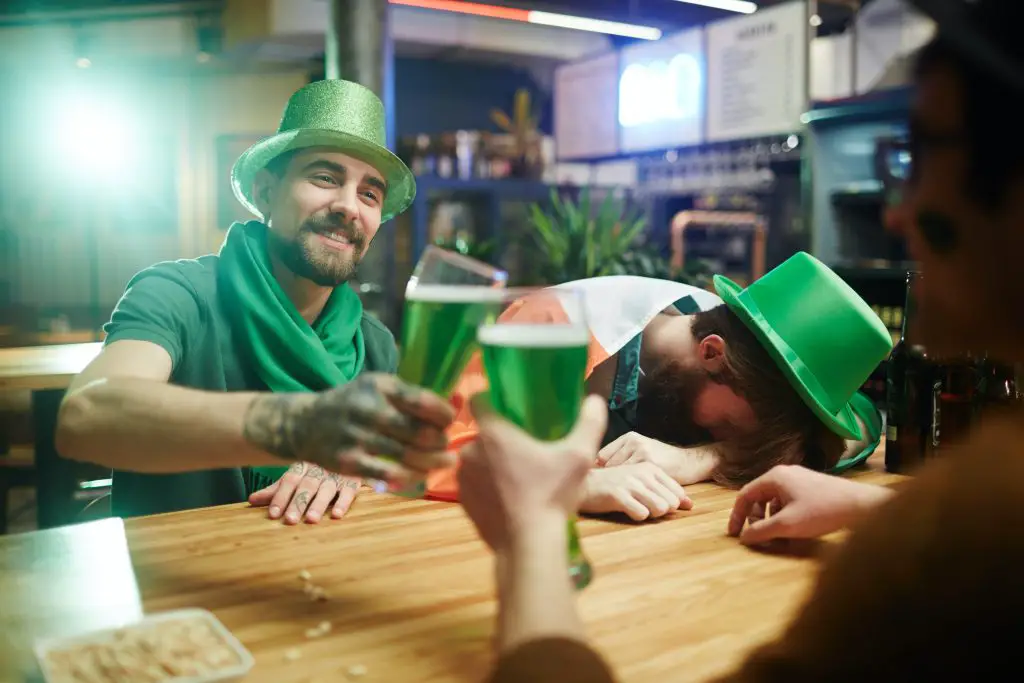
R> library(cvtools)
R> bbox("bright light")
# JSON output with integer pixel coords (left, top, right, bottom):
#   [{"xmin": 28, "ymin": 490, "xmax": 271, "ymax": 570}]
[
  {"xmin": 76, "ymin": 57, "xmax": 91, "ymax": 68},
  {"xmin": 389, "ymin": 0, "xmax": 662, "ymax": 40},
  {"xmin": 619, "ymin": 54, "xmax": 702, "ymax": 127},
  {"xmin": 53, "ymin": 94, "xmax": 140, "ymax": 179},
  {"xmin": 810, "ymin": 14, "xmax": 823, "ymax": 27},
  {"xmin": 528, "ymin": 11, "xmax": 662, "ymax": 41},
  {"xmin": 668, "ymin": 0, "xmax": 757, "ymax": 13}
]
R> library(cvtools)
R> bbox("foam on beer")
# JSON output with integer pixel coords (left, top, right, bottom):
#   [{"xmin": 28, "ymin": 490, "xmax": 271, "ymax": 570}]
[
  {"xmin": 405, "ymin": 284, "xmax": 507, "ymax": 303},
  {"xmin": 478, "ymin": 323, "xmax": 589, "ymax": 348}
]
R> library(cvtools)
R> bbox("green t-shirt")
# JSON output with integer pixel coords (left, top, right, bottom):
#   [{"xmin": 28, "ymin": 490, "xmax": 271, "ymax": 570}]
[{"xmin": 102, "ymin": 256, "xmax": 398, "ymax": 518}]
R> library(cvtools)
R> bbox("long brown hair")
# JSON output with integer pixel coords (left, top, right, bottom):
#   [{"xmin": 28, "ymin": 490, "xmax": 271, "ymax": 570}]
[{"xmin": 690, "ymin": 305, "xmax": 846, "ymax": 487}]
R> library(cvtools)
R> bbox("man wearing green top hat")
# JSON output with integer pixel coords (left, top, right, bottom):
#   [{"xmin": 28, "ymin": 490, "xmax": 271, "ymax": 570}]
[
  {"xmin": 56, "ymin": 79, "xmax": 457, "ymax": 522},
  {"xmin": 438, "ymin": 252, "xmax": 891, "ymax": 522}
]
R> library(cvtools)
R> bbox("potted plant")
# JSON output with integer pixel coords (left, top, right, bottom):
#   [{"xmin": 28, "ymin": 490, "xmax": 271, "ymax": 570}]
[
  {"xmin": 525, "ymin": 187, "xmax": 713, "ymax": 287},
  {"xmin": 490, "ymin": 89, "xmax": 543, "ymax": 180},
  {"xmin": 524, "ymin": 187, "xmax": 647, "ymax": 283}
]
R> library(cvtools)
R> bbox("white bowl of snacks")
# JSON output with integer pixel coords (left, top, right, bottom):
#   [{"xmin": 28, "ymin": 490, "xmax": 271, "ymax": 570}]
[{"xmin": 33, "ymin": 608, "xmax": 254, "ymax": 683}]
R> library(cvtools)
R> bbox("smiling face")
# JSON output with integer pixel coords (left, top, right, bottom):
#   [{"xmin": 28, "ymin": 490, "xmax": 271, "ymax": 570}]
[{"xmin": 253, "ymin": 148, "xmax": 387, "ymax": 287}]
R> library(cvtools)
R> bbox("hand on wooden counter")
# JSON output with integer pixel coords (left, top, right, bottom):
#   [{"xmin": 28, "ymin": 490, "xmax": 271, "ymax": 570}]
[
  {"xmin": 727, "ymin": 464, "xmax": 895, "ymax": 546},
  {"xmin": 597, "ymin": 432, "xmax": 720, "ymax": 486},
  {"xmin": 579, "ymin": 463, "xmax": 693, "ymax": 521},
  {"xmin": 248, "ymin": 462, "xmax": 363, "ymax": 524}
]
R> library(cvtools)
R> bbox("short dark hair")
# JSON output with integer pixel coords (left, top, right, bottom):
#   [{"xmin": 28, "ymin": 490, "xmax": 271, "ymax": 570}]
[
  {"xmin": 690, "ymin": 304, "xmax": 845, "ymax": 487},
  {"xmin": 914, "ymin": 2, "xmax": 1024, "ymax": 208},
  {"xmin": 264, "ymin": 149, "xmax": 300, "ymax": 178}
]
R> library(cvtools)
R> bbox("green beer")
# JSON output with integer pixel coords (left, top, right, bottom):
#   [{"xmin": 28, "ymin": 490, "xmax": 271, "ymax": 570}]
[
  {"xmin": 392, "ymin": 285, "xmax": 501, "ymax": 498},
  {"xmin": 398, "ymin": 285, "xmax": 503, "ymax": 396},
  {"xmin": 479, "ymin": 324, "xmax": 589, "ymax": 438},
  {"xmin": 479, "ymin": 322, "xmax": 594, "ymax": 590}
]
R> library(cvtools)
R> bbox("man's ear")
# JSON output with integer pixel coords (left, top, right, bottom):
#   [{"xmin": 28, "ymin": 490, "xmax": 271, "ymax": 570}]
[
  {"xmin": 252, "ymin": 169, "xmax": 276, "ymax": 220},
  {"xmin": 696, "ymin": 334, "xmax": 728, "ymax": 373}
]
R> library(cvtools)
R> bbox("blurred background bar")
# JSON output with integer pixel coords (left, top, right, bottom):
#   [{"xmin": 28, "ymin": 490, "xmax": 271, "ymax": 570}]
[{"xmin": 0, "ymin": 0, "xmax": 942, "ymax": 532}]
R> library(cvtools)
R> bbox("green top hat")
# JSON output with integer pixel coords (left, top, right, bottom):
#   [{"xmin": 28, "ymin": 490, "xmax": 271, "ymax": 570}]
[
  {"xmin": 231, "ymin": 79, "xmax": 416, "ymax": 223},
  {"xmin": 714, "ymin": 252, "xmax": 893, "ymax": 441}
]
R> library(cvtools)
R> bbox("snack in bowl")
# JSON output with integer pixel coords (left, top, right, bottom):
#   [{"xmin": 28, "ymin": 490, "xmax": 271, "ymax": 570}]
[{"xmin": 34, "ymin": 609, "xmax": 254, "ymax": 683}]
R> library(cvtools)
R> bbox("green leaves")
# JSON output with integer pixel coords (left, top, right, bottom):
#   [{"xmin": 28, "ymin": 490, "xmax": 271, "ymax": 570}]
[
  {"xmin": 432, "ymin": 235, "xmax": 496, "ymax": 264},
  {"xmin": 526, "ymin": 188, "xmax": 648, "ymax": 283}
]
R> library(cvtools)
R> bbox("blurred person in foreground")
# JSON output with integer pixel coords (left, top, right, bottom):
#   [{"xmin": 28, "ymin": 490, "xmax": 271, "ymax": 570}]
[
  {"xmin": 429, "ymin": 253, "xmax": 891, "ymax": 522},
  {"xmin": 55, "ymin": 80, "xmax": 455, "ymax": 523},
  {"xmin": 460, "ymin": 1, "xmax": 1024, "ymax": 680}
]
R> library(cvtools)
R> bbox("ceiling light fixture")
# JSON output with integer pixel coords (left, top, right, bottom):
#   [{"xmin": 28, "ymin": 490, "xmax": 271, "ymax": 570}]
[
  {"xmin": 668, "ymin": 0, "xmax": 757, "ymax": 14},
  {"xmin": 389, "ymin": 0, "xmax": 663, "ymax": 41}
]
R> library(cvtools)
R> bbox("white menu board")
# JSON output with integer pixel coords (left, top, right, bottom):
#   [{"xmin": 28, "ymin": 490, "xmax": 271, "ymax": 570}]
[
  {"xmin": 554, "ymin": 52, "xmax": 620, "ymax": 160},
  {"xmin": 706, "ymin": 1, "xmax": 807, "ymax": 142},
  {"xmin": 618, "ymin": 27, "xmax": 704, "ymax": 154}
]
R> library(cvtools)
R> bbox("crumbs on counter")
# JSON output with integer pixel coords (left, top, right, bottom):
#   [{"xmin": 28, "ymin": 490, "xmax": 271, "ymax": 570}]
[{"xmin": 42, "ymin": 615, "xmax": 242, "ymax": 683}]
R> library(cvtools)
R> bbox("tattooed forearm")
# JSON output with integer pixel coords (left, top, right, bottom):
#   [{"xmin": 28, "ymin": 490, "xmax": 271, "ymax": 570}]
[
  {"xmin": 240, "ymin": 373, "xmax": 454, "ymax": 480},
  {"xmin": 242, "ymin": 394, "xmax": 314, "ymax": 461}
]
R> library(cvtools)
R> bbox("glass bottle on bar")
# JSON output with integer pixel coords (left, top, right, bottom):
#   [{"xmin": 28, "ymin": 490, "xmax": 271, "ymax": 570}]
[
  {"xmin": 925, "ymin": 351, "xmax": 978, "ymax": 458},
  {"xmin": 885, "ymin": 271, "xmax": 931, "ymax": 473}
]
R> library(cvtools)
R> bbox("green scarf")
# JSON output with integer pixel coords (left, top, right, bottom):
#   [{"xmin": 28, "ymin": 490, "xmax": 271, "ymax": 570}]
[{"xmin": 218, "ymin": 221, "xmax": 366, "ymax": 491}]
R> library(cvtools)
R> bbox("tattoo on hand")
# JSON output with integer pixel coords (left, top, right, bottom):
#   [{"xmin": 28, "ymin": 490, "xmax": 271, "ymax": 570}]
[
  {"xmin": 327, "ymin": 472, "xmax": 343, "ymax": 487},
  {"xmin": 292, "ymin": 490, "xmax": 310, "ymax": 514},
  {"xmin": 243, "ymin": 395, "xmax": 314, "ymax": 462},
  {"xmin": 288, "ymin": 461, "xmax": 306, "ymax": 475},
  {"xmin": 343, "ymin": 478, "xmax": 361, "ymax": 490},
  {"xmin": 242, "ymin": 375, "xmax": 420, "ymax": 474}
]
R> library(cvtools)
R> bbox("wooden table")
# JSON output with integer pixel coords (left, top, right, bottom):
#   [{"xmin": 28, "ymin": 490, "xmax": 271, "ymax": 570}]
[
  {"xmin": 0, "ymin": 342, "xmax": 104, "ymax": 529},
  {"xmin": 0, "ymin": 342, "xmax": 102, "ymax": 392},
  {"xmin": 0, "ymin": 457, "xmax": 905, "ymax": 683}
]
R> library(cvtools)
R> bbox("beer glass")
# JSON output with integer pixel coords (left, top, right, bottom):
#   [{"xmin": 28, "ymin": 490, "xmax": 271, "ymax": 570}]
[
  {"xmin": 393, "ymin": 246, "xmax": 507, "ymax": 496},
  {"xmin": 477, "ymin": 287, "xmax": 594, "ymax": 590}
]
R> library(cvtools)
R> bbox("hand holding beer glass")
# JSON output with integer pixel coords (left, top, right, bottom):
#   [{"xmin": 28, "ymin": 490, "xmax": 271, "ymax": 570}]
[
  {"xmin": 392, "ymin": 246, "xmax": 507, "ymax": 495},
  {"xmin": 477, "ymin": 288, "xmax": 594, "ymax": 590}
]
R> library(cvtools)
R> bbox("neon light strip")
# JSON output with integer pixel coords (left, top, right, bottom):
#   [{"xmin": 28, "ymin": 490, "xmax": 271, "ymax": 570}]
[
  {"xmin": 389, "ymin": 0, "xmax": 663, "ymax": 41},
  {"xmin": 669, "ymin": 0, "xmax": 757, "ymax": 13}
]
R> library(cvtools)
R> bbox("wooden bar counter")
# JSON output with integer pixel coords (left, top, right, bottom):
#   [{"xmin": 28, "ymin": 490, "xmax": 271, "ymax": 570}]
[{"xmin": 0, "ymin": 457, "xmax": 905, "ymax": 683}]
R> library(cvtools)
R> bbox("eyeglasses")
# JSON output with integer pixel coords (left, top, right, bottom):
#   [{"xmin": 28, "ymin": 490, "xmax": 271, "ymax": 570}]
[
  {"xmin": 875, "ymin": 127, "xmax": 967, "ymax": 207},
  {"xmin": 875, "ymin": 137, "xmax": 913, "ymax": 207}
]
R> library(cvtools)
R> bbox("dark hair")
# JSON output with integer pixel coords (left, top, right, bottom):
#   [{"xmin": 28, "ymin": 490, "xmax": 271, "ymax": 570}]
[
  {"xmin": 264, "ymin": 149, "xmax": 300, "ymax": 178},
  {"xmin": 690, "ymin": 305, "xmax": 845, "ymax": 487},
  {"xmin": 914, "ymin": 2, "xmax": 1024, "ymax": 208}
]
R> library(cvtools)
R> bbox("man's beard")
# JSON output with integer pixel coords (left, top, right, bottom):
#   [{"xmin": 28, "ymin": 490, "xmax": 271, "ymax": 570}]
[
  {"xmin": 635, "ymin": 361, "xmax": 716, "ymax": 446},
  {"xmin": 267, "ymin": 213, "xmax": 368, "ymax": 287}
]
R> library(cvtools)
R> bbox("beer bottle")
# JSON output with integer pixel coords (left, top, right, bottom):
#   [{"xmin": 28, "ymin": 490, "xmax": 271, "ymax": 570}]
[
  {"xmin": 885, "ymin": 271, "xmax": 926, "ymax": 473},
  {"xmin": 977, "ymin": 356, "xmax": 1020, "ymax": 410},
  {"xmin": 926, "ymin": 352, "xmax": 978, "ymax": 457}
]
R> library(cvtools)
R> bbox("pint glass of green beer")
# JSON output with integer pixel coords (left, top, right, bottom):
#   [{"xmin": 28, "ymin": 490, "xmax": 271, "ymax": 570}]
[
  {"xmin": 392, "ymin": 246, "xmax": 507, "ymax": 496},
  {"xmin": 477, "ymin": 287, "xmax": 594, "ymax": 590}
]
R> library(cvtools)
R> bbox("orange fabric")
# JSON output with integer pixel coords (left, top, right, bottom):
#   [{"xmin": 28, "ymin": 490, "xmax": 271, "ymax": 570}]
[{"xmin": 426, "ymin": 292, "xmax": 610, "ymax": 502}]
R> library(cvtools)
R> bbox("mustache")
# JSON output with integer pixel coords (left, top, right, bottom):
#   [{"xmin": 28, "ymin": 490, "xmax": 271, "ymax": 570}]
[{"xmin": 301, "ymin": 214, "xmax": 365, "ymax": 248}]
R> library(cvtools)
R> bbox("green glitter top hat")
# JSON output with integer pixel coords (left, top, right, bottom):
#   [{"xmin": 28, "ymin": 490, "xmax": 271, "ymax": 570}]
[{"xmin": 231, "ymin": 79, "xmax": 416, "ymax": 222}]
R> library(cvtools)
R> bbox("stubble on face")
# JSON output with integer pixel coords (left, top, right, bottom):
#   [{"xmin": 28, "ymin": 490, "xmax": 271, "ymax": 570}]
[
  {"xmin": 267, "ymin": 212, "xmax": 368, "ymax": 287},
  {"xmin": 636, "ymin": 361, "xmax": 716, "ymax": 446}
]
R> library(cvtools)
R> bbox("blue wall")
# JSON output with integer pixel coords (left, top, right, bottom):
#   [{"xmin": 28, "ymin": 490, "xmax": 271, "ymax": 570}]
[{"xmin": 393, "ymin": 56, "xmax": 553, "ymax": 137}]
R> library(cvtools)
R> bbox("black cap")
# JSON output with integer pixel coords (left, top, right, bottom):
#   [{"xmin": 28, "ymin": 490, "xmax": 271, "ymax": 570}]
[{"xmin": 906, "ymin": 0, "xmax": 1024, "ymax": 90}]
